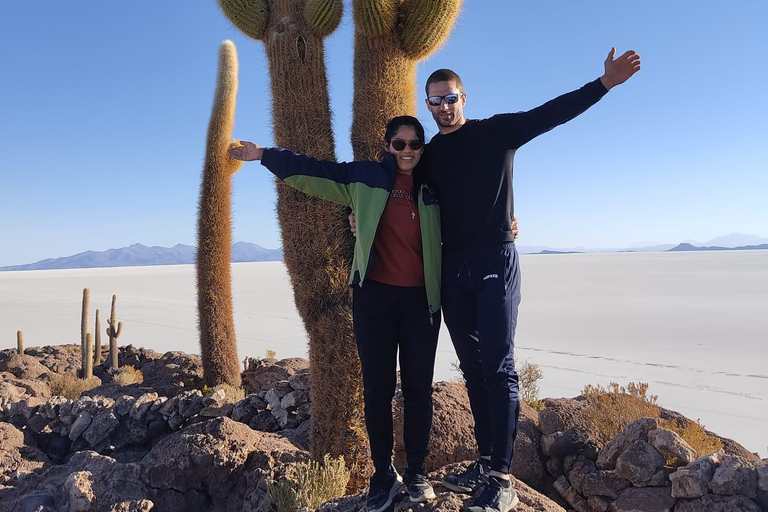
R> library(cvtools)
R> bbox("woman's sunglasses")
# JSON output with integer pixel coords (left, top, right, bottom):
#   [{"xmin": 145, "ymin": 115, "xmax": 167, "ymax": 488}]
[
  {"xmin": 427, "ymin": 93, "xmax": 460, "ymax": 106},
  {"xmin": 390, "ymin": 139, "xmax": 423, "ymax": 151}
]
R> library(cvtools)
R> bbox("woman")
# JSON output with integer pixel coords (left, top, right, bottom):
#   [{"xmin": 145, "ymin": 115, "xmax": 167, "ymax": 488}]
[{"xmin": 228, "ymin": 116, "xmax": 441, "ymax": 512}]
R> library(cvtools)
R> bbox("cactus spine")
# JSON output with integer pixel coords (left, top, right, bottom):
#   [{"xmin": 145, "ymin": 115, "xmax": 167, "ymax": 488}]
[
  {"xmin": 16, "ymin": 330, "xmax": 23, "ymax": 355},
  {"xmin": 107, "ymin": 294, "xmax": 122, "ymax": 369},
  {"xmin": 351, "ymin": 0, "xmax": 462, "ymax": 160},
  {"xmin": 196, "ymin": 40, "xmax": 243, "ymax": 388},
  {"xmin": 94, "ymin": 309, "xmax": 102, "ymax": 365},
  {"xmin": 217, "ymin": 0, "xmax": 368, "ymax": 484},
  {"xmin": 80, "ymin": 288, "xmax": 90, "ymax": 377},
  {"xmin": 84, "ymin": 333, "xmax": 93, "ymax": 379}
]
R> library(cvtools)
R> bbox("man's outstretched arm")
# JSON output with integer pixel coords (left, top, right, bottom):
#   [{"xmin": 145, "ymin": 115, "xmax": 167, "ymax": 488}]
[{"xmin": 503, "ymin": 47, "xmax": 641, "ymax": 148}]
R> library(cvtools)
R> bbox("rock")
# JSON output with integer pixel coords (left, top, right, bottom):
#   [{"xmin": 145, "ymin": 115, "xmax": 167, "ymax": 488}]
[
  {"xmin": 0, "ymin": 353, "xmax": 51, "ymax": 380},
  {"xmin": 288, "ymin": 369, "xmax": 311, "ymax": 391},
  {"xmin": 200, "ymin": 402, "xmax": 235, "ymax": 417},
  {"xmin": 541, "ymin": 432, "xmax": 563, "ymax": 457},
  {"xmin": 611, "ymin": 486, "xmax": 676, "ymax": 512},
  {"xmin": 614, "ymin": 439, "xmax": 666, "ymax": 486},
  {"xmin": 538, "ymin": 398, "xmax": 588, "ymax": 435},
  {"xmin": 394, "ymin": 381, "xmax": 477, "ymax": 472},
  {"xmin": 674, "ymin": 493, "xmax": 762, "ymax": 512},
  {"xmin": 567, "ymin": 455, "xmax": 597, "ymax": 494},
  {"xmin": 281, "ymin": 389, "xmax": 310, "ymax": 409},
  {"xmin": 82, "ymin": 409, "xmax": 120, "ymax": 446},
  {"xmin": 582, "ymin": 469, "xmax": 629, "ymax": 500},
  {"xmin": 755, "ymin": 460, "xmax": 768, "ymax": 492},
  {"xmin": 648, "ymin": 427, "xmax": 696, "ymax": 467},
  {"xmin": 69, "ymin": 411, "xmax": 93, "ymax": 441},
  {"xmin": 709, "ymin": 454, "xmax": 758, "ymax": 498},
  {"xmin": 177, "ymin": 390, "xmax": 204, "ymax": 418},
  {"xmin": 0, "ymin": 422, "xmax": 50, "ymax": 487},
  {"xmin": 241, "ymin": 357, "xmax": 309, "ymax": 394},
  {"xmin": 231, "ymin": 400, "xmax": 257, "ymax": 423},
  {"xmin": 546, "ymin": 456, "xmax": 564, "ymax": 478},
  {"xmin": 670, "ymin": 450, "xmax": 719, "ymax": 498},
  {"xmin": 587, "ymin": 495, "xmax": 612, "ymax": 512},
  {"xmin": 597, "ymin": 417, "xmax": 658, "ymax": 470},
  {"xmin": 129, "ymin": 392, "xmax": 159, "ymax": 421},
  {"xmin": 202, "ymin": 388, "xmax": 226, "ymax": 406},
  {"xmin": 141, "ymin": 417, "xmax": 309, "ymax": 511},
  {"xmin": 16, "ymin": 492, "xmax": 57, "ymax": 512},
  {"xmin": 550, "ymin": 425, "xmax": 591, "ymax": 458},
  {"xmin": 553, "ymin": 474, "xmax": 590, "ymax": 512}
]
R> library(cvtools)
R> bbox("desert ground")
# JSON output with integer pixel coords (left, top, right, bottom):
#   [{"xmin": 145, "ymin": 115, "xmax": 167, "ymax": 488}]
[{"xmin": 1, "ymin": 250, "xmax": 766, "ymax": 457}]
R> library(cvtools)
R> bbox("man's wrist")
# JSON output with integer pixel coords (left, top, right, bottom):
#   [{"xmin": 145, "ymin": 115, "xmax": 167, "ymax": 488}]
[{"xmin": 599, "ymin": 75, "xmax": 614, "ymax": 91}]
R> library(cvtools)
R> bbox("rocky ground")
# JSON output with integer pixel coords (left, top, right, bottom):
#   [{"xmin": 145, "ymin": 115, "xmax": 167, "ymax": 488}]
[{"xmin": 1, "ymin": 345, "xmax": 766, "ymax": 512}]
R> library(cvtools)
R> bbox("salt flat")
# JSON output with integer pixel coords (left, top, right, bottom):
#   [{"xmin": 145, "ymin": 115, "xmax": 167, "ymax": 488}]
[{"xmin": 1, "ymin": 251, "xmax": 766, "ymax": 457}]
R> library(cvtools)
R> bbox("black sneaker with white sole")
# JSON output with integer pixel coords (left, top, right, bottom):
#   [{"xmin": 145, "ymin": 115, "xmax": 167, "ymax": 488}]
[
  {"xmin": 465, "ymin": 476, "xmax": 519, "ymax": 512},
  {"xmin": 403, "ymin": 467, "xmax": 436, "ymax": 503},
  {"xmin": 366, "ymin": 465, "xmax": 403, "ymax": 512},
  {"xmin": 441, "ymin": 458, "xmax": 490, "ymax": 493}
]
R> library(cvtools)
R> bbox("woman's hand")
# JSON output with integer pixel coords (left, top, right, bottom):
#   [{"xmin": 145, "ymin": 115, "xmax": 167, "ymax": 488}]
[{"xmin": 228, "ymin": 140, "xmax": 264, "ymax": 161}]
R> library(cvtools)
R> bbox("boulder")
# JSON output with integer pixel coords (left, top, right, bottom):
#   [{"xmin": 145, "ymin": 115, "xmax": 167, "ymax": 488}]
[
  {"xmin": 141, "ymin": 416, "xmax": 308, "ymax": 511},
  {"xmin": 614, "ymin": 439, "xmax": 666, "ymax": 486},
  {"xmin": 669, "ymin": 450, "xmax": 721, "ymax": 498},
  {"xmin": 709, "ymin": 455, "xmax": 758, "ymax": 499},
  {"xmin": 0, "ymin": 353, "xmax": 51, "ymax": 380},
  {"xmin": 611, "ymin": 486, "xmax": 676, "ymax": 512},
  {"xmin": 647, "ymin": 427, "xmax": 696, "ymax": 467},
  {"xmin": 597, "ymin": 417, "xmax": 658, "ymax": 470},
  {"xmin": 674, "ymin": 493, "xmax": 762, "ymax": 512}
]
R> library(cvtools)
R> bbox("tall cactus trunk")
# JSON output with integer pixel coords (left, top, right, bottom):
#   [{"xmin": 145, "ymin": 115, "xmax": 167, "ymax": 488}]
[
  {"xmin": 262, "ymin": 2, "xmax": 365, "ymax": 481},
  {"xmin": 16, "ymin": 330, "xmax": 23, "ymax": 355},
  {"xmin": 80, "ymin": 288, "xmax": 90, "ymax": 378},
  {"xmin": 107, "ymin": 294, "xmax": 122, "ymax": 369},
  {"xmin": 84, "ymin": 333, "xmax": 93, "ymax": 379},
  {"xmin": 351, "ymin": 33, "xmax": 416, "ymax": 159},
  {"xmin": 94, "ymin": 309, "xmax": 102, "ymax": 365},
  {"xmin": 197, "ymin": 40, "xmax": 243, "ymax": 388}
]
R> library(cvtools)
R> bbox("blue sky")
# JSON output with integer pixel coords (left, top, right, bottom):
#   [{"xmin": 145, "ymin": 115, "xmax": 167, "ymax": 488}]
[{"xmin": 1, "ymin": 1, "xmax": 766, "ymax": 267}]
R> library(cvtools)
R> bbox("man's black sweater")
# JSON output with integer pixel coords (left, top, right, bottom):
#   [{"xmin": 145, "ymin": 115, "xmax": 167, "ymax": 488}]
[{"xmin": 422, "ymin": 78, "xmax": 608, "ymax": 254}]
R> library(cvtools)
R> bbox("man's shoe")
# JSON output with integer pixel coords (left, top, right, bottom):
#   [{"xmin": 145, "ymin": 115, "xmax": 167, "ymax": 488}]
[
  {"xmin": 465, "ymin": 476, "xmax": 519, "ymax": 512},
  {"xmin": 366, "ymin": 465, "xmax": 403, "ymax": 512},
  {"xmin": 441, "ymin": 458, "xmax": 490, "ymax": 493},
  {"xmin": 403, "ymin": 467, "xmax": 436, "ymax": 503}
]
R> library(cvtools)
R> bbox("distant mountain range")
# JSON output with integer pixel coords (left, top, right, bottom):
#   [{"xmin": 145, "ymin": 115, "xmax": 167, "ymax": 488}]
[
  {"xmin": 0, "ymin": 243, "xmax": 283, "ymax": 271},
  {"xmin": 1, "ymin": 233, "xmax": 765, "ymax": 271}
]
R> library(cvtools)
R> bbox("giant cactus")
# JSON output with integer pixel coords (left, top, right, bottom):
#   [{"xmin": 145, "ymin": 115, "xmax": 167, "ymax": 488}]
[
  {"xmin": 80, "ymin": 288, "xmax": 90, "ymax": 378},
  {"xmin": 197, "ymin": 40, "xmax": 243, "ymax": 388},
  {"xmin": 107, "ymin": 294, "xmax": 123, "ymax": 369},
  {"xmin": 216, "ymin": 0, "xmax": 367, "ymax": 481},
  {"xmin": 351, "ymin": 0, "xmax": 462, "ymax": 160}
]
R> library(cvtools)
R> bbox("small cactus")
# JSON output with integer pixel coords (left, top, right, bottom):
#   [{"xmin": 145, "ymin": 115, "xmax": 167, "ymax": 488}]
[
  {"xmin": 94, "ymin": 309, "xmax": 102, "ymax": 365},
  {"xmin": 81, "ymin": 288, "xmax": 90, "ymax": 373},
  {"xmin": 16, "ymin": 330, "xmax": 23, "ymax": 355},
  {"xmin": 107, "ymin": 295, "xmax": 122, "ymax": 369}
]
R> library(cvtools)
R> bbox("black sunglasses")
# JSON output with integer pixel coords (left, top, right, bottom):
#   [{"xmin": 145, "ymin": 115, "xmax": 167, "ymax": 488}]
[
  {"xmin": 427, "ymin": 93, "xmax": 460, "ymax": 106},
  {"xmin": 390, "ymin": 139, "xmax": 423, "ymax": 151}
]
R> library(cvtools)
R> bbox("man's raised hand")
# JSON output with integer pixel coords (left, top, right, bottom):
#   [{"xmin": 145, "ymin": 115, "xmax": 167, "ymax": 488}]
[
  {"xmin": 228, "ymin": 140, "xmax": 264, "ymax": 161},
  {"xmin": 600, "ymin": 47, "xmax": 641, "ymax": 91}
]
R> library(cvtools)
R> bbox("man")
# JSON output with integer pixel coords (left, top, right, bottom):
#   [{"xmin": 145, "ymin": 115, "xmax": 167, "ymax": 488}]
[{"xmin": 421, "ymin": 48, "xmax": 641, "ymax": 512}]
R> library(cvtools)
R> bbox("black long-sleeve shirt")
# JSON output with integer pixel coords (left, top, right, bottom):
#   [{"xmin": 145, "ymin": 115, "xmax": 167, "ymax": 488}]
[{"xmin": 422, "ymin": 78, "xmax": 608, "ymax": 253}]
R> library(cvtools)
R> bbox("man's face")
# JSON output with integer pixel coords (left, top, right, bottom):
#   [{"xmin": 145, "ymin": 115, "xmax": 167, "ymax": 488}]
[{"xmin": 425, "ymin": 80, "xmax": 467, "ymax": 134}]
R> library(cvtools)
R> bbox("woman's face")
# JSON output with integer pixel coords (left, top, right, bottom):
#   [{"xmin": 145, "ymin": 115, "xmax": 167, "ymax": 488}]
[{"xmin": 387, "ymin": 125, "xmax": 423, "ymax": 174}]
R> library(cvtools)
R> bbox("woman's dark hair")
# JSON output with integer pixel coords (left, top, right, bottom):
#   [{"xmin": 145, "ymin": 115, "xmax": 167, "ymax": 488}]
[{"xmin": 384, "ymin": 115, "xmax": 425, "ymax": 144}]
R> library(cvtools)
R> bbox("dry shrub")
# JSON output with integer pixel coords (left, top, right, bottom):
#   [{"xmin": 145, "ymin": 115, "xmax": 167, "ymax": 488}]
[
  {"xmin": 49, "ymin": 373, "xmax": 100, "ymax": 400},
  {"xmin": 581, "ymin": 381, "xmax": 661, "ymax": 446},
  {"xmin": 518, "ymin": 360, "xmax": 544, "ymax": 411},
  {"xmin": 112, "ymin": 365, "xmax": 144, "ymax": 386},
  {"xmin": 659, "ymin": 418, "xmax": 723, "ymax": 458},
  {"xmin": 267, "ymin": 454, "xmax": 350, "ymax": 512},
  {"xmin": 201, "ymin": 383, "xmax": 245, "ymax": 402}
]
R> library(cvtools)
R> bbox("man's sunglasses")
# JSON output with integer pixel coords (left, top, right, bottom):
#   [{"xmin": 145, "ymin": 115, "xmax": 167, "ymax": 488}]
[
  {"xmin": 390, "ymin": 139, "xmax": 423, "ymax": 151},
  {"xmin": 427, "ymin": 93, "xmax": 460, "ymax": 107}
]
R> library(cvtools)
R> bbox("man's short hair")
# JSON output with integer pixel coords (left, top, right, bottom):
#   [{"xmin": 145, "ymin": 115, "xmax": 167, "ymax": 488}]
[{"xmin": 425, "ymin": 69, "xmax": 464, "ymax": 96}]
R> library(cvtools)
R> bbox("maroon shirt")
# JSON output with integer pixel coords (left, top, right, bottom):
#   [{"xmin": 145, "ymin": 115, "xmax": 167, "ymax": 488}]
[{"xmin": 367, "ymin": 173, "xmax": 424, "ymax": 287}]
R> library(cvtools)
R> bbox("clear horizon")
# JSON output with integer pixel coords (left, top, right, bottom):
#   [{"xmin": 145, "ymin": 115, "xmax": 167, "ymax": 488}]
[{"xmin": 1, "ymin": 2, "xmax": 767, "ymax": 267}]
